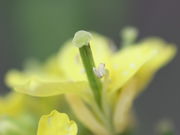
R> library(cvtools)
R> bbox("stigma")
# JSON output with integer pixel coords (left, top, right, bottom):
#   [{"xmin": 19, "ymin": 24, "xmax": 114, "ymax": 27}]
[{"xmin": 72, "ymin": 30, "xmax": 93, "ymax": 48}]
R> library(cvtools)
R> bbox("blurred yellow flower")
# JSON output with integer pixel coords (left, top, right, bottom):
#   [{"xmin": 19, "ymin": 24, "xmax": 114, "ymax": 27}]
[
  {"xmin": 0, "ymin": 91, "xmax": 62, "ymax": 134},
  {"xmin": 5, "ymin": 30, "xmax": 176, "ymax": 135},
  {"xmin": 37, "ymin": 110, "xmax": 77, "ymax": 135},
  {"xmin": 0, "ymin": 92, "xmax": 24, "ymax": 117}
]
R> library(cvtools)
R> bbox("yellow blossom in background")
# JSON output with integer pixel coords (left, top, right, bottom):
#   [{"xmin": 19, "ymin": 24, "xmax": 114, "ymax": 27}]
[
  {"xmin": 0, "ymin": 90, "xmax": 63, "ymax": 134},
  {"xmin": 4, "ymin": 29, "xmax": 176, "ymax": 135},
  {"xmin": 37, "ymin": 110, "xmax": 77, "ymax": 135},
  {"xmin": 0, "ymin": 92, "xmax": 24, "ymax": 117}
]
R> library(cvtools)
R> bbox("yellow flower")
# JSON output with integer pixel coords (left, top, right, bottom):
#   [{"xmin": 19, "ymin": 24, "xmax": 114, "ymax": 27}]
[
  {"xmin": 37, "ymin": 110, "xmax": 77, "ymax": 135},
  {"xmin": 5, "ymin": 30, "xmax": 176, "ymax": 134}
]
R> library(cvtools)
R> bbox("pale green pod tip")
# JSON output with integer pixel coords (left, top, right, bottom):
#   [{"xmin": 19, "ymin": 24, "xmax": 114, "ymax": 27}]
[
  {"xmin": 121, "ymin": 27, "xmax": 138, "ymax": 39},
  {"xmin": 120, "ymin": 27, "xmax": 138, "ymax": 47},
  {"xmin": 72, "ymin": 30, "xmax": 93, "ymax": 48}
]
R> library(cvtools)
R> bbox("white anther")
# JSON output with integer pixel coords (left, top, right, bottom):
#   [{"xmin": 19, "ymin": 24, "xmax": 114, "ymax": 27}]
[
  {"xmin": 93, "ymin": 63, "xmax": 107, "ymax": 78},
  {"xmin": 72, "ymin": 30, "xmax": 93, "ymax": 48}
]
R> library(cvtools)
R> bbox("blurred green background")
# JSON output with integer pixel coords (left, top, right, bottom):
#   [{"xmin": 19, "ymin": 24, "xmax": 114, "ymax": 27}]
[{"xmin": 0, "ymin": 0, "xmax": 180, "ymax": 134}]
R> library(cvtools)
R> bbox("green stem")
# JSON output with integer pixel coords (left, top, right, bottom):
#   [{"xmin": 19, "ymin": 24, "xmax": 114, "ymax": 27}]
[{"xmin": 79, "ymin": 44, "xmax": 102, "ymax": 107}]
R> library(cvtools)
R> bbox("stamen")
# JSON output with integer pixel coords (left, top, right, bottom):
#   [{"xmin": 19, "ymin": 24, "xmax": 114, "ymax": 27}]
[{"xmin": 93, "ymin": 63, "xmax": 107, "ymax": 78}]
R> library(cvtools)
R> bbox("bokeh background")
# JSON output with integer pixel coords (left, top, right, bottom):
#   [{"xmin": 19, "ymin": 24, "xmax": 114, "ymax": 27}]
[{"xmin": 0, "ymin": 0, "xmax": 179, "ymax": 134}]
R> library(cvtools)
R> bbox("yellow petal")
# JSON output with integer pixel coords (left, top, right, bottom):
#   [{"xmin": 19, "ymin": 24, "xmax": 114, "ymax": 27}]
[
  {"xmin": 113, "ymin": 79, "xmax": 137, "ymax": 133},
  {"xmin": 66, "ymin": 94, "xmax": 110, "ymax": 135},
  {"xmin": 109, "ymin": 38, "xmax": 177, "ymax": 93},
  {"xmin": 43, "ymin": 56, "xmax": 65, "ymax": 77},
  {"xmin": 113, "ymin": 39, "xmax": 176, "ymax": 133},
  {"xmin": 5, "ymin": 70, "xmax": 90, "ymax": 98},
  {"xmin": 59, "ymin": 33, "xmax": 112, "ymax": 81},
  {"xmin": 37, "ymin": 110, "xmax": 78, "ymax": 135},
  {"xmin": 0, "ymin": 91, "xmax": 61, "ymax": 119},
  {"xmin": 139, "ymin": 39, "xmax": 176, "ymax": 73},
  {"xmin": 23, "ymin": 56, "xmax": 65, "ymax": 78},
  {"xmin": 0, "ymin": 92, "xmax": 24, "ymax": 117},
  {"xmin": 133, "ymin": 39, "xmax": 177, "ymax": 92}
]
